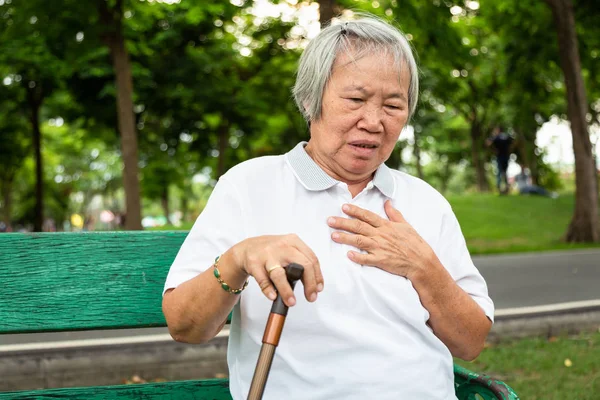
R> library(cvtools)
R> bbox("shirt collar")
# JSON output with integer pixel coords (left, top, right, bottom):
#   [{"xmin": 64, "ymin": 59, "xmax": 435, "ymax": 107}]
[{"xmin": 285, "ymin": 141, "xmax": 395, "ymax": 198}]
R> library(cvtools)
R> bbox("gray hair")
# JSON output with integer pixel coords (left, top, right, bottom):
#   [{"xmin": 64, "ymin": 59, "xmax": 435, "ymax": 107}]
[{"xmin": 293, "ymin": 14, "xmax": 419, "ymax": 123}]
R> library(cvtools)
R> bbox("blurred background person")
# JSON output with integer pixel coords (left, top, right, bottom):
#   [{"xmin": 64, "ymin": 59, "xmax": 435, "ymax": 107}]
[{"xmin": 486, "ymin": 126, "xmax": 514, "ymax": 195}]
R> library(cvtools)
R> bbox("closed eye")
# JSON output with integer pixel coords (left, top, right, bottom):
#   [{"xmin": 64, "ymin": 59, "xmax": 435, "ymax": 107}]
[
  {"xmin": 385, "ymin": 104, "xmax": 405, "ymax": 110},
  {"xmin": 347, "ymin": 98, "xmax": 363, "ymax": 103}
]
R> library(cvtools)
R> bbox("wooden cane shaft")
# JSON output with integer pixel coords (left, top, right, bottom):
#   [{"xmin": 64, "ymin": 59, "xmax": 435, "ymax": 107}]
[{"xmin": 247, "ymin": 343, "xmax": 277, "ymax": 400}]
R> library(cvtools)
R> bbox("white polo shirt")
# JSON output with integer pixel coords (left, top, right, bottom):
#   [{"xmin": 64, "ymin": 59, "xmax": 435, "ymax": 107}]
[{"xmin": 164, "ymin": 142, "xmax": 494, "ymax": 400}]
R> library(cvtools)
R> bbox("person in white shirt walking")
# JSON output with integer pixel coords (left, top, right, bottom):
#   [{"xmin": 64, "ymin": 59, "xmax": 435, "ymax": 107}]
[{"xmin": 162, "ymin": 14, "xmax": 494, "ymax": 400}]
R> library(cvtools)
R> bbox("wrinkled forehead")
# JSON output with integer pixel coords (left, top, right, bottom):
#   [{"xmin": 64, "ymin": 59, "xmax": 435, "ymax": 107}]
[{"xmin": 330, "ymin": 45, "xmax": 409, "ymax": 82}]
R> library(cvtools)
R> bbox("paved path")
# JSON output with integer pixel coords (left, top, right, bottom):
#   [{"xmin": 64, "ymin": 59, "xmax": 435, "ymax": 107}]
[
  {"xmin": 2, "ymin": 249, "xmax": 599, "ymax": 347},
  {"xmin": 473, "ymin": 249, "xmax": 600, "ymax": 309}
]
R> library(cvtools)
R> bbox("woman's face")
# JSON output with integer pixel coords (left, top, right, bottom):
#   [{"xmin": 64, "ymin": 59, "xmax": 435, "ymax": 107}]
[{"xmin": 306, "ymin": 51, "xmax": 410, "ymax": 184}]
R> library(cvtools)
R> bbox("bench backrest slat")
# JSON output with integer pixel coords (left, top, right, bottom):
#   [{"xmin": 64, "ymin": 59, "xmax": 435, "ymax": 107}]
[
  {"xmin": 0, "ymin": 232, "xmax": 187, "ymax": 334},
  {"xmin": 0, "ymin": 379, "xmax": 231, "ymax": 399}
]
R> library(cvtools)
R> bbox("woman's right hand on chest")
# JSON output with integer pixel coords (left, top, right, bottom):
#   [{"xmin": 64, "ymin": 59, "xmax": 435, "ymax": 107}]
[{"xmin": 232, "ymin": 234, "xmax": 323, "ymax": 307}]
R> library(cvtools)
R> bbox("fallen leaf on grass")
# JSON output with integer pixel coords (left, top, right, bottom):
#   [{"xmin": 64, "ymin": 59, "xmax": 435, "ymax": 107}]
[
  {"xmin": 121, "ymin": 375, "xmax": 146, "ymax": 385},
  {"xmin": 122, "ymin": 375, "xmax": 167, "ymax": 385}
]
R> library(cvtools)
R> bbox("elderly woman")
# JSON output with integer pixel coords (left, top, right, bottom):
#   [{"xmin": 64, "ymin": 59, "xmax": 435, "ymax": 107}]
[{"xmin": 163, "ymin": 15, "xmax": 493, "ymax": 400}]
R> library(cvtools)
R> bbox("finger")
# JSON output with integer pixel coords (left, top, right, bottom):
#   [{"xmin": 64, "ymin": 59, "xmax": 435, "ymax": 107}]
[
  {"xmin": 268, "ymin": 265, "xmax": 296, "ymax": 307},
  {"xmin": 342, "ymin": 204, "xmax": 384, "ymax": 227},
  {"xmin": 384, "ymin": 200, "xmax": 406, "ymax": 223},
  {"xmin": 286, "ymin": 234, "xmax": 323, "ymax": 295},
  {"xmin": 347, "ymin": 250, "xmax": 377, "ymax": 267},
  {"xmin": 331, "ymin": 231, "xmax": 377, "ymax": 251},
  {"xmin": 313, "ymin": 259, "xmax": 325, "ymax": 293},
  {"xmin": 327, "ymin": 215, "xmax": 376, "ymax": 236},
  {"xmin": 251, "ymin": 257, "xmax": 278, "ymax": 301},
  {"xmin": 294, "ymin": 254, "xmax": 319, "ymax": 302}
]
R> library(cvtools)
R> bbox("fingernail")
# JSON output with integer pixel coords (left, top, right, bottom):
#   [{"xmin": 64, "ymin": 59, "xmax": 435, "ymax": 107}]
[
  {"xmin": 342, "ymin": 204, "xmax": 350, "ymax": 212},
  {"xmin": 317, "ymin": 283, "xmax": 324, "ymax": 292},
  {"xmin": 332, "ymin": 232, "xmax": 339, "ymax": 240},
  {"xmin": 327, "ymin": 217, "xmax": 335, "ymax": 225},
  {"xmin": 309, "ymin": 292, "xmax": 317, "ymax": 302},
  {"xmin": 287, "ymin": 297, "xmax": 296, "ymax": 306},
  {"xmin": 268, "ymin": 291, "xmax": 276, "ymax": 301}
]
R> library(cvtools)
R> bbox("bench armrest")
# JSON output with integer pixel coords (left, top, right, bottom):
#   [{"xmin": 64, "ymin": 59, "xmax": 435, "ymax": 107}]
[{"xmin": 453, "ymin": 364, "xmax": 520, "ymax": 400}]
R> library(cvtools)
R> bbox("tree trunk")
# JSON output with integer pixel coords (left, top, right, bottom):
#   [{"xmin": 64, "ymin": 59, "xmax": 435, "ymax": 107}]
[
  {"xmin": 217, "ymin": 122, "xmax": 229, "ymax": 179},
  {"xmin": 99, "ymin": 0, "xmax": 142, "ymax": 230},
  {"xmin": 111, "ymin": 37, "xmax": 143, "ymax": 230},
  {"xmin": 161, "ymin": 186, "xmax": 170, "ymax": 225},
  {"xmin": 470, "ymin": 123, "xmax": 490, "ymax": 192},
  {"xmin": 1, "ymin": 178, "xmax": 13, "ymax": 231},
  {"xmin": 180, "ymin": 194, "xmax": 189, "ymax": 223},
  {"xmin": 545, "ymin": 0, "xmax": 599, "ymax": 242},
  {"xmin": 318, "ymin": 0, "xmax": 337, "ymax": 26},
  {"xmin": 529, "ymin": 155, "xmax": 541, "ymax": 186},
  {"xmin": 591, "ymin": 134, "xmax": 599, "ymax": 202},
  {"xmin": 26, "ymin": 85, "xmax": 44, "ymax": 232}
]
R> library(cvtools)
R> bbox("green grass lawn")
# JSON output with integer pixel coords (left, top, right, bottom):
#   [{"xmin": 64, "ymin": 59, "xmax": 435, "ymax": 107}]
[
  {"xmin": 455, "ymin": 332, "xmax": 600, "ymax": 400},
  {"xmin": 448, "ymin": 193, "xmax": 600, "ymax": 255}
]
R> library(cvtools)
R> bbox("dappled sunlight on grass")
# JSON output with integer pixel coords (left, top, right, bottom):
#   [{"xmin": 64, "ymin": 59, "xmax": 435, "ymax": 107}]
[{"xmin": 447, "ymin": 193, "xmax": 600, "ymax": 255}]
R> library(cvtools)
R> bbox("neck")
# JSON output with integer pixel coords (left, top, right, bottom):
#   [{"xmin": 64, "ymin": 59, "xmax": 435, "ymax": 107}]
[
  {"xmin": 347, "ymin": 179, "xmax": 371, "ymax": 198},
  {"xmin": 304, "ymin": 143, "xmax": 374, "ymax": 198}
]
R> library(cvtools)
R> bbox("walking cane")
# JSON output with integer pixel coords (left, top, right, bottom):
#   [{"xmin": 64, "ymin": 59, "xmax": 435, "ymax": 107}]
[{"xmin": 247, "ymin": 263, "xmax": 304, "ymax": 400}]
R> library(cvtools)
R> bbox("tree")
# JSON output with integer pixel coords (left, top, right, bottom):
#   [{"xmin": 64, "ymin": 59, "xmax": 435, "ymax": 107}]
[
  {"xmin": 0, "ymin": 0, "xmax": 74, "ymax": 231},
  {"xmin": 544, "ymin": 0, "xmax": 599, "ymax": 242},
  {"xmin": 0, "ymin": 85, "xmax": 29, "ymax": 230},
  {"xmin": 481, "ymin": 0, "xmax": 564, "ymax": 187},
  {"xmin": 388, "ymin": 1, "xmax": 499, "ymax": 191},
  {"xmin": 318, "ymin": 0, "xmax": 338, "ymax": 25},
  {"xmin": 96, "ymin": 0, "xmax": 142, "ymax": 230}
]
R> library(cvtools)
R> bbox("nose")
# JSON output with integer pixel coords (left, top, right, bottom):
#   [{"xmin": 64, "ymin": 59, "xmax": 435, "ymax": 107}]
[{"xmin": 357, "ymin": 104, "xmax": 384, "ymax": 133}]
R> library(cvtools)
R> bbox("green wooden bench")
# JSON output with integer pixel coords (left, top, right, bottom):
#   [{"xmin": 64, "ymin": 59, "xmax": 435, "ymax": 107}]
[{"xmin": 0, "ymin": 232, "xmax": 520, "ymax": 399}]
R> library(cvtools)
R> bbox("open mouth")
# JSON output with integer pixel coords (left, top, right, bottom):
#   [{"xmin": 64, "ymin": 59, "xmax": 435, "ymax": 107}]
[{"xmin": 351, "ymin": 143, "xmax": 377, "ymax": 149}]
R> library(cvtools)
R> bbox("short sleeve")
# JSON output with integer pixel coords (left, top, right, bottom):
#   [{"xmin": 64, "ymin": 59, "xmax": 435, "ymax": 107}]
[
  {"xmin": 435, "ymin": 205, "xmax": 495, "ymax": 323},
  {"xmin": 163, "ymin": 176, "xmax": 246, "ymax": 295}
]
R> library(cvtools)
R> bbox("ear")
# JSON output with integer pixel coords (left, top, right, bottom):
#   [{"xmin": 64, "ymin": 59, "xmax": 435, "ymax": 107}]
[
  {"xmin": 303, "ymin": 102, "xmax": 312, "ymax": 118},
  {"xmin": 304, "ymin": 103, "xmax": 315, "ymax": 131}
]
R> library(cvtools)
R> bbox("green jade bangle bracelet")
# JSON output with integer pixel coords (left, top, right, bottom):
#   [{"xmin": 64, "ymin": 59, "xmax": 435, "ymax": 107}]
[{"xmin": 213, "ymin": 255, "xmax": 249, "ymax": 294}]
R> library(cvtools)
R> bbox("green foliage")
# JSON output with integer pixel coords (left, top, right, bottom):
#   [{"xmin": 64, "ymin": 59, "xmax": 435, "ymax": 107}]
[
  {"xmin": 1, "ymin": 0, "xmax": 598, "ymax": 230},
  {"xmin": 535, "ymin": 158, "xmax": 563, "ymax": 191},
  {"xmin": 8, "ymin": 119, "xmax": 122, "ymax": 228},
  {"xmin": 0, "ymin": 84, "xmax": 29, "ymax": 187}
]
